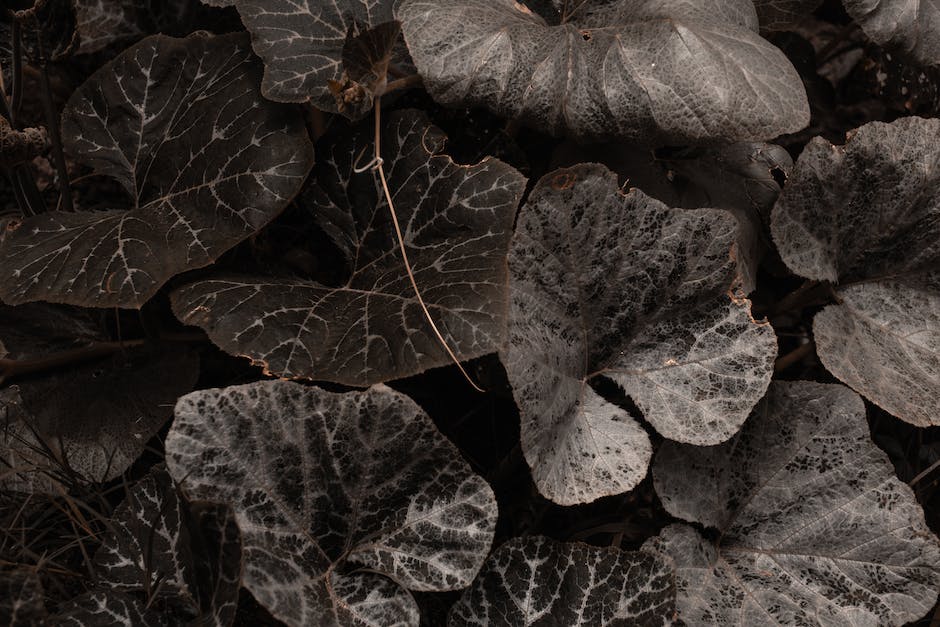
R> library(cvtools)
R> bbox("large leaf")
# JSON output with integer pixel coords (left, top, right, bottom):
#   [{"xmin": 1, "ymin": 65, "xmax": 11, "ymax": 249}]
[
  {"xmin": 504, "ymin": 163, "xmax": 776, "ymax": 505},
  {"xmin": 0, "ymin": 32, "xmax": 314, "ymax": 308},
  {"xmin": 201, "ymin": 0, "xmax": 399, "ymax": 113},
  {"xmin": 0, "ymin": 346, "xmax": 198, "ymax": 492},
  {"xmin": 771, "ymin": 116, "xmax": 940, "ymax": 426},
  {"xmin": 752, "ymin": 0, "xmax": 823, "ymax": 31},
  {"xmin": 165, "ymin": 380, "xmax": 498, "ymax": 627},
  {"xmin": 396, "ymin": 0, "xmax": 809, "ymax": 143},
  {"xmin": 171, "ymin": 109, "xmax": 525, "ymax": 385},
  {"xmin": 843, "ymin": 0, "xmax": 940, "ymax": 66},
  {"xmin": 72, "ymin": 0, "xmax": 205, "ymax": 54},
  {"xmin": 647, "ymin": 380, "xmax": 940, "ymax": 626},
  {"xmin": 449, "ymin": 536, "xmax": 677, "ymax": 626}
]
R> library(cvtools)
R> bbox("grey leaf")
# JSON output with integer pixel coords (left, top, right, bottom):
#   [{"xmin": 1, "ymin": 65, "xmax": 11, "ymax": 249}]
[
  {"xmin": 165, "ymin": 380, "xmax": 497, "ymax": 627},
  {"xmin": 752, "ymin": 0, "xmax": 823, "ymax": 31},
  {"xmin": 504, "ymin": 163, "xmax": 776, "ymax": 505},
  {"xmin": 771, "ymin": 116, "xmax": 940, "ymax": 425},
  {"xmin": 0, "ymin": 347, "xmax": 198, "ymax": 493},
  {"xmin": 396, "ymin": 0, "xmax": 809, "ymax": 143},
  {"xmin": 0, "ymin": 32, "xmax": 314, "ymax": 308},
  {"xmin": 171, "ymin": 109, "xmax": 525, "ymax": 385},
  {"xmin": 204, "ymin": 0, "xmax": 398, "ymax": 111},
  {"xmin": 449, "ymin": 536, "xmax": 677, "ymax": 626},
  {"xmin": 648, "ymin": 380, "xmax": 940, "ymax": 626},
  {"xmin": 843, "ymin": 0, "xmax": 940, "ymax": 66}
]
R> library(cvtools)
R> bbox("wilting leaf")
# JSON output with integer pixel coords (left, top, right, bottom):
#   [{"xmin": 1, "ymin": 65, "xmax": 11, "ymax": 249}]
[
  {"xmin": 504, "ymin": 163, "xmax": 776, "ymax": 505},
  {"xmin": 72, "ymin": 0, "xmax": 204, "ymax": 54},
  {"xmin": 202, "ymin": 0, "xmax": 399, "ymax": 113},
  {"xmin": 0, "ymin": 32, "xmax": 314, "ymax": 308},
  {"xmin": 328, "ymin": 21, "xmax": 403, "ymax": 119},
  {"xmin": 752, "ymin": 0, "xmax": 823, "ymax": 31},
  {"xmin": 771, "ymin": 116, "xmax": 940, "ymax": 425},
  {"xmin": 843, "ymin": 0, "xmax": 940, "ymax": 66},
  {"xmin": 554, "ymin": 141, "xmax": 793, "ymax": 293},
  {"xmin": 166, "ymin": 381, "xmax": 498, "ymax": 627},
  {"xmin": 172, "ymin": 109, "xmax": 525, "ymax": 385},
  {"xmin": 396, "ymin": 0, "xmax": 810, "ymax": 143},
  {"xmin": 449, "ymin": 536, "xmax": 677, "ymax": 626},
  {"xmin": 54, "ymin": 591, "xmax": 163, "ymax": 626},
  {"xmin": 647, "ymin": 380, "xmax": 940, "ymax": 626},
  {"xmin": 0, "ymin": 568, "xmax": 46, "ymax": 626},
  {"xmin": 0, "ymin": 347, "xmax": 198, "ymax": 493}
]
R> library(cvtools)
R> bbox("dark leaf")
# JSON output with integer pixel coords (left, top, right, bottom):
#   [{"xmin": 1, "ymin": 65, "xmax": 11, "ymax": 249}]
[
  {"xmin": 0, "ymin": 568, "xmax": 46, "ymax": 626},
  {"xmin": 0, "ymin": 32, "xmax": 314, "ymax": 308},
  {"xmin": 396, "ymin": 0, "xmax": 810, "ymax": 143},
  {"xmin": 648, "ymin": 380, "xmax": 940, "ymax": 626},
  {"xmin": 72, "ymin": 0, "xmax": 203, "ymax": 54},
  {"xmin": 843, "ymin": 0, "xmax": 940, "ymax": 66},
  {"xmin": 188, "ymin": 503, "xmax": 242, "ymax": 627},
  {"xmin": 504, "ymin": 163, "xmax": 776, "ymax": 504},
  {"xmin": 54, "ymin": 591, "xmax": 164, "ymax": 626},
  {"xmin": 449, "ymin": 536, "xmax": 677, "ymax": 626},
  {"xmin": 166, "ymin": 381, "xmax": 498, "ymax": 627},
  {"xmin": 171, "ymin": 109, "xmax": 525, "ymax": 385},
  {"xmin": 328, "ymin": 21, "xmax": 403, "ymax": 119},
  {"xmin": 771, "ymin": 116, "xmax": 940, "ymax": 425}
]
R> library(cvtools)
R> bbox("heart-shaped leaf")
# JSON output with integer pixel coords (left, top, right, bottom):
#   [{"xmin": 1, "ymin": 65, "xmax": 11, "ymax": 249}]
[
  {"xmin": 0, "ymin": 32, "xmax": 314, "ymax": 308},
  {"xmin": 171, "ymin": 109, "xmax": 525, "ymax": 385},
  {"xmin": 647, "ymin": 380, "xmax": 940, "ymax": 626},
  {"xmin": 396, "ymin": 0, "xmax": 810, "ymax": 143},
  {"xmin": 449, "ymin": 536, "xmax": 677, "ymax": 626},
  {"xmin": 202, "ymin": 0, "xmax": 401, "ymax": 115},
  {"xmin": 505, "ymin": 163, "xmax": 776, "ymax": 505},
  {"xmin": 771, "ymin": 116, "xmax": 940, "ymax": 426},
  {"xmin": 165, "ymin": 380, "xmax": 498, "ymax": 627},
  {"xmin": 843, "ymin": 0, "xmax": 940, "ymax": 66}
]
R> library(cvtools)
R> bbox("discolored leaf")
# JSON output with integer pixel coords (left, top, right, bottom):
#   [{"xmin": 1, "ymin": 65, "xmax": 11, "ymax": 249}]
[
  {"xmin": 771, "ymin": 116, "xmax": 940, "ymax": 425},
  {"xmin": 449, "ymin": 536, "xmax": 677, "ymax": 626},
  {"xmin": 396, "ymin": 0, "xmax": 810, "ymax": 143},
  {"xmin": 0, "ymin": 32, "xmax": 314, "ymax": 308},
  {"xmin": 165, "ymin": 380, "xmax": 498, "ymax": 627},
  {"xmin": 328, "ymin": 21, "xmax": 403, "ymax": 119},
  {"xmin": 504, "ymin": 163, "xmax": 776, "ymax": 505},
  {"xmin": 203, "ymin": 0, "xmax": 401, "ymax": 114},
  {"xmin": 0, "ymin": 346, "xmax": 199, "ymax": 493},
  {"xmin": 171, "ymin": 109, "xmax": 525, "ymax": 385},
  {"xmin": 843, "ymin": 0, "xmax": 940, "ymax": 66},
  {"xmin": 0, "ymin": 568, "xmax": 46, "ymax": 626},
  {"xmin": 648, "ymin": 380, "xmax": 940, "ymax": 626}
]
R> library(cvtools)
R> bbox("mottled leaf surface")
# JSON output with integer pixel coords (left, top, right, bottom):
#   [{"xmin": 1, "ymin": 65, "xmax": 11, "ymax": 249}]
[
  {"xmin": 843, "ymin": 0, "xmax": 940, "ymax": 66},
  {"xmin": 449, "ymin": 536, "xmax": 676, "ymax": 626},
  {"xmin": 771, "ymin": 117, "xmax": 940, "ymax": 425},
  {"xmin": 166, "ymin": 381, "xmax": 498, "ymax": 627},
  {"xmin": 396, "ymin": 0, "xmax": 809, "ymax": 143},
  {"xmin": 0, "ymin": 32, "xmax": 313, "ymax": 308},
  {"xmin": 504, "ymin": 163, "xmax": 775, "ymax": 505},
  {"xmin": 172, "ymin": 109, "xmax": 525, "ymax": 385},
  {"xmin": 0, "ymin": 568, "xmax": 46, "ymax": 626},
  {"xmin": 648, "ymin": 381, "xmax": 940, "ymax": 626},
  {"xmin": 203, "ymin": 0, "xmax": 397, "ymax": 111}
]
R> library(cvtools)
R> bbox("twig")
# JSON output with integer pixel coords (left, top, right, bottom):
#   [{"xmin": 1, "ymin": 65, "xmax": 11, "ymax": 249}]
[{"xmin": 774, "ymin": 341, "xmax": 815, "ymax": 373}]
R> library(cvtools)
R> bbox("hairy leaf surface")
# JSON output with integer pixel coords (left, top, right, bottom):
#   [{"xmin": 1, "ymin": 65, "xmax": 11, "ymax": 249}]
[
  {"xmin": 648, "ymin": 381, "xmax": 940, "ymax": 626},
  {"xmin": 505, "ymin": 163, "xmax": 776, "ymax": 505},
  {"xmin": 396, "ymin": 0, "xmax": 809, "ymax": 143},
  {"xmin": 449, "ymin": 536, "xmax": 676, "ymax": 626},
  {"xmin": 166, "ymin": 380, "xmax": 497, "ymax": 627},
  {"xmin": 771, "ymin": 117, "xmax": 940, "ymax": 425},
  {"xmin": 0, "ymin": 32, "xmax": 314, "ymax": 308},
  {"xmin": 843, "ymin": 0, "xmax": 940, "ymax": 66},
  {"xmin": 172, "ymin": 109, "xmax": 525, "ymax": 385}
]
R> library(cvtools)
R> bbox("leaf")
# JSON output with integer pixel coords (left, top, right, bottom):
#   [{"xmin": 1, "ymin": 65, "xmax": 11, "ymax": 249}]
[
  {"xmin": 504, "ymin": 163, "xmax": 776, "ymax": 505},
  {"xmin": 171, "ymin": 109, "xmax": 525, "ymax": 385},
  {"xmin": 0, "ymin": 568, "xmax": 46, "ymax": 626},
  {"xmin": 396, "ymin": 0, "xmax": 810, "ymax": 143},
  {"xmin": 328, "ymin": 21, "xmax": 403, "ymax": 119},
  {"xmin": 843, "ymin": 0, "xmax": 940, "ymax": 66},
  {"xmin": 72, "ymin": 0, "xmax": 206, "ymax": 54},
  {"xmin": 647, "ymin": 380, "xmax": 940, "ymax": 626},
  {"xmin": 188, "ymin": 503, "xmax": 242, "ymax": 627},
  {"xmin": 449, "ymin": 536, "xmax": 677, "ymax": 626},
  {"xmin": 0, "ymin": 32, "xmax": 314, "ymax": 308},
  {"xmin": 752, "ymin": 0, "xmax": 823, "ymax": 31},
  {"xmin": 203, "ymin": 0, "xmax": 400, "ymax": 113},
  {"xmin": 54, "ymin": 591, "xmax": 164, "ymax": 626},
  {"xmin": 165, "ymin": 380, "xmax": 498, "ymax": 627},
  {"xmin": 0, "ymin": 347, "xmax": 199, "ymax": 492},
  {"xmin": 771, "ymin": 116, "xmax": 940, "ymax": 425}
]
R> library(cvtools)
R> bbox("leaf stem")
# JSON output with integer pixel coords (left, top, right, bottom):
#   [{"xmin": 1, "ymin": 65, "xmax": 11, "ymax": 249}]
[{"xmin": 370, "ymin": 96, "xmax": 485, "ymax": 393}]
